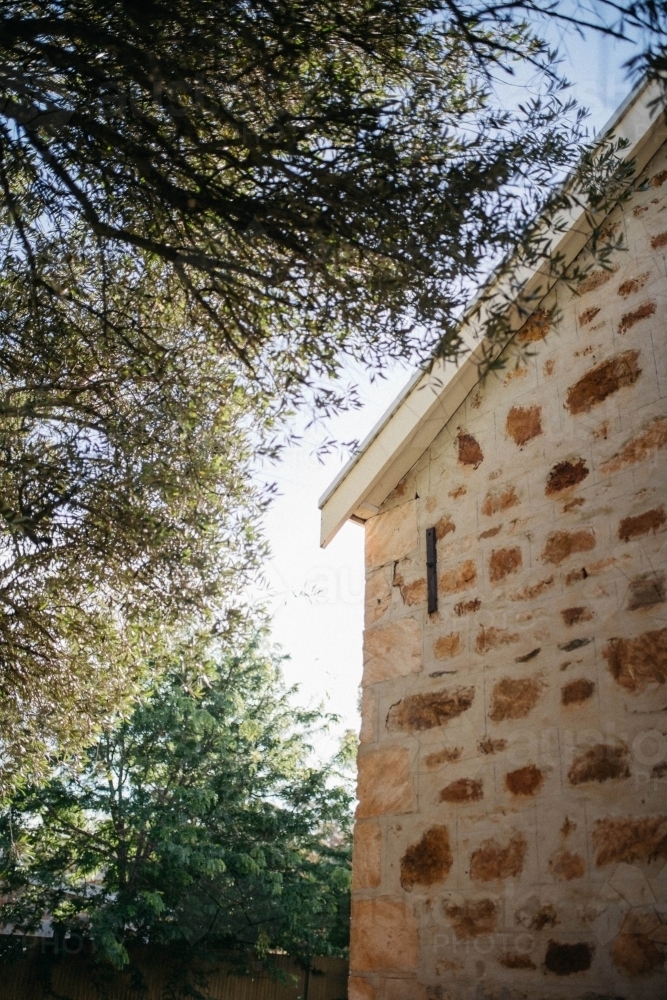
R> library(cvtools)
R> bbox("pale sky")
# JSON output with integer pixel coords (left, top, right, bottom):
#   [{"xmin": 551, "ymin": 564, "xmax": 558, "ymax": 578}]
[{"xmin": 260, "ymin": 26, "xmax": 640, "ymax": 757}]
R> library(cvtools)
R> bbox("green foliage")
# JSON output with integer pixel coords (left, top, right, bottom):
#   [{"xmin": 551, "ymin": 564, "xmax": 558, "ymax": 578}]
[
  {"xmin": 0, "ymin": 228, "xmax": 270, "ymax": 780},
  {"xmin": 0, "ymin": 0, "xmax": 594, "ymax": 379},
  {"xmin": 0, "ymin": 633, "xmax": 353, "ymax": 979}
]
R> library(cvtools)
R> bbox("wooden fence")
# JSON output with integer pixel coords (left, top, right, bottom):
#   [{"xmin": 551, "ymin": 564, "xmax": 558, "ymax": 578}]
[{"xmin": 1, "ymin": 942, "xmax": 348, "ymax": 1000}]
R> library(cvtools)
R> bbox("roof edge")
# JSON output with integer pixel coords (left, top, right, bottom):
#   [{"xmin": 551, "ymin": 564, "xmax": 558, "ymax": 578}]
[{"xmin": 320, "ymin": 77, "xmax": 666, "ymax": 547}]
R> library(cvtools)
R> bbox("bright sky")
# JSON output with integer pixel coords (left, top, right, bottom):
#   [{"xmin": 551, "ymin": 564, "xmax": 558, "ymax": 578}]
[{"xmin": 260, "ymin": 25, "xmax": 640, "ymax": 758}]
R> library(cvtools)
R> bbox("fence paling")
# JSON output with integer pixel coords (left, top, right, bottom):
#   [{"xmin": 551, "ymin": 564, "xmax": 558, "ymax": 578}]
[{"xmin": 0, "ymin": 943, "xmax": 349, "ymax": 1000}]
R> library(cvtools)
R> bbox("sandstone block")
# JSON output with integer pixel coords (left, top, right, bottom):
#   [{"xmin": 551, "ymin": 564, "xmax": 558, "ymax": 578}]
[
  {"xmin": 438, "ymin": 558, "xmax": 477, "ymax": 595},
  {"xmin": 363, "ymin": 618, "xmax": 421, "ymax": 686},
  {"xmin": 353, "ymin": 820, "xmax": 383, "ymax": 890},
  {"xmin": 433, "ymin": 632, "xmax": 460, "ymax": 660},
  {"xmin": 386, "ymin": 685, "xmax": 474, "ymax": 734},
  {"xmin": 456, "ymin": 428, "xmax": 484, "ymax": 467},
  {"xmin": 356, "ymin": 746, "xmax": 415, "ymax": 818},
  {"xmin": 383, "ymin": 977, "xmax": 429, "ymax": 1000},
  {"xmin": 365, "ymin": 567, "xmax": 393, "ymax": 626},
  {"xmin": 566, "ymin": 349, "xmax": 641, "ymax": 414},
  {"xmin": 481, "ymin": 483, "xmax": 520, "ymax": 516},
  {"xmin": 470, "ymin": 831, "xmax": 527, "ymax": 883},
  {"xmin": 348, "ymin": 977, "xmax": 376, "ymax": 1000},
  {"xmin": 366, "ymin": 500, "xmax": 418, "ymax": 569},
  {"xmin": 517, "ymin": 308, "xmax": 552, "ymax": 343},
  {"xmin": 400, "ymin": 825, "xmax": 453, "ymax": 889},
  {"xmin": 600, "ymin": 414, "xmax": 667, "ymax": 474},
  {"xmin": 350, "ymin": 897, "xmax": 419, "ymax": 973},
  {"xmin": 506, "ymin": 404, "xmax": 542, "ymax": 446},
  {"xmin": 359, "ymin": 688, "xmax": 378, "ymax": 745}
]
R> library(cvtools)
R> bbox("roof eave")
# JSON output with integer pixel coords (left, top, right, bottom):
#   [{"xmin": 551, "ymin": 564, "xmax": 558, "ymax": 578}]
[{"xmin": 320, "ymin": 77, "xmax": 667, "ymax": 547}]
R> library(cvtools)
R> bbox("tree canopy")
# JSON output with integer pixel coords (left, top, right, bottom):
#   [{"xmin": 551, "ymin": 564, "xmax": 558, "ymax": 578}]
[
  {"xmin": 0, "ymin": 633, "xmax": 353, "ymax": 990},
  {"xmin": 0, "ymin": 231, "xmax": 271, "ymax": 779},
  {"xmin": 1, "ymin": 0, "xmax": 600, "ymax": 380}
]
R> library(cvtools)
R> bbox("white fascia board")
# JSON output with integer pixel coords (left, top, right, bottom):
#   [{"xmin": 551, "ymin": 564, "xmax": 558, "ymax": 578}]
[{"xmin": 320, "ymin": 79, "xmax": 667, "ymax": 548}]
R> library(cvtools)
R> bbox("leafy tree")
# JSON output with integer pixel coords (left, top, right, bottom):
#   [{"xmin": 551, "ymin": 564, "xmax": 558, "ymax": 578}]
[
  {"xmin": 2, "ymin": 1, "xmax": 664, "ymax": 379},
  {"xmin": 0, "ymin": 632, "xmax": 353, "ymax": 990},
  {"xmin": 0, "ymin": 0, "xmax": 600, "ymax": 378},
  {"xmin": 0, "ymin": 230, "xmax": 270, "ymax": 781}
]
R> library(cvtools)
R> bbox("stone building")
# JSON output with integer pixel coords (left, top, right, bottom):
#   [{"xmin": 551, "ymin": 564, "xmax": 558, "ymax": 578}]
[{"xmin": 319, "ymin": 81, "xmax": 667, "ymax": 999}]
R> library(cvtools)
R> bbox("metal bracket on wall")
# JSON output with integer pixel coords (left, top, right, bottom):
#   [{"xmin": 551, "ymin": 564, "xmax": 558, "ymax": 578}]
[{"xmin": 426, "ymin": 526, "xmax": 437, "ymax": 615}]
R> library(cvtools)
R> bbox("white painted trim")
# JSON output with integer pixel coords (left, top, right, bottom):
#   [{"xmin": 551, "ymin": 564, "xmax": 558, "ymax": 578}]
[{"xmin": 320, "ymin": 79, "xmax": 667, "ymax": 547}]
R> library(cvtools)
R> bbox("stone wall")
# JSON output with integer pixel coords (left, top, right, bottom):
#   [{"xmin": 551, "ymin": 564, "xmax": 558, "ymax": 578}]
[{"xmin": 351, "ymin": 139, "xmax": 667, "ymax": 1000}]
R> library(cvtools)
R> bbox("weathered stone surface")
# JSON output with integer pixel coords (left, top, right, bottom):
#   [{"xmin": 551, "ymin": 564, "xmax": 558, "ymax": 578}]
[
  {"xmin": 453, "ymin": 597, "xmax": 481, "ymax": 615},
  {"xmin": 488, "ymin": 546, "xmax": 522, "ymax": 582},
  {"xmin": 500, "ymin": 953, "xmax": 536, "ymax": 970},
  {"xmin": 506, "ymin": 404, "xmax": 542, "ymax": 445},
  {"xmin": 578, "ymin": 263, "xmax": 618, "ymax": 294},
  {"xmin": 350, "ymin": 897, "xmax": 419, "ymax": 972},
  {"xmin": 489, "ymin": 676, "xmax": 543, "ymax": 721},
  {"xmin": 354, "ymin": 137, "xmax": 667, "ymax": 998},
  {"xmin": 505, "ymin": 764, "xmax": 545, "ymax": 797},
  {"xmin": 475, "ymin": 626, "xmax": 519, "ymax": 654},
  {"xmin": 456, "ymin": 429, "xmax": 484, "ymax": 467},
  {"xmin": 363, "ymin": 617, "xmax": 421, "ymax": 686},
  {"xmin": 618, "ymin": 505, "xmax": 666, "ymax": 541},
  {"xmin": 592, "ymin": 815, "xmax": 667, "ymax": 866},
  {"xmin": 515, "ymin": 648, "xmax": 540, "ymax": 663},
  {"xmin": 545, "ymin": 458, "xmax": 589, "ymax": 494},
  {"xmin": 560, "ymin": 606, "xmax": 593, "ymax": 626},
  {"xmin": 359, "ymin": 688, "xmax": 377, "ymax": 745},
  {"xmin": 442, "ymin": 898, "xmax": 498, "ymax": 939},
  {"xmin": 366, "ymin": 500, "xmax": 418, "ymax": 569},
  {"xmin": 400, "ymin": 825, "xmax": 453, "ymax": 890},
  {"xmin": 439, "ymin": 777, "xmax": 483, "ymax": 803},
  {"xmin": 612, "ymin": 932, "xmax": 663, "ymax": 976},
  {"xmin": 603, "ymin": 626, "xmax": 667, "ymax": 692},
  {"xmin": 517, "ymin": 308, "xmax": 552, "ymax": 343},
  {"xmin": 348, "ymin": 977, "xmax": 376, "ymax": 1000},
  {"xmin": 435, "ymin": 515, "xmax": 455, "ymax": 539},
  {"xmin": 424, "ymin": 746, "xmax": 461, "ymax": 768},
  {"xmin": 438, "ymin": 559, "xmax": 477, "ymax": 595},
  {"xmin": 352, "ymin": 819, "xmax": 382, "ymax": 889},
  {"xmin": 509, "ymin": 575, "xmax": 554, "ymax": 601},
  {"xmin": 386, "ymin": 686, "xmax": 474, "ymax": 733},
  {"xmin": 618, "ymin": 272, "xmax": 650, "ymax": 297},
  {"xmin": 433, "ymin": 632, "xmax": 460, "ymax": 660},
  {"xmin": 470, "ymin": 832, "xmax": 527, "ymax": 882},
  {"xmin": 549, "ymin": 849, "xmax": 585, "ymax": 881},
  {"xmin": 544, "ymin": 940, "xmax": 593, "ymax": 975},
  {"xmin": 365, "ymin": 567, "xmax": 392, "ymax": 625},
  {"xmin": 541, "ymin": 529, "xmax": 595, "ymax": 565},
  {"xmin": 567, "ymin": 743, "xmax": 630, "ymax": 785},
  {"xmin": 561, "ymin": 678, "xmax": 595, "ymax": 705},
  {"xmin": 516, "ymin": 901, "xmax": 557, "ymax": 931},
  {"xmin": 382, "ymin": 978, "xmax": 429, "ymax": 1000},
  {"xmin": 393, "ymin": 568, "xmax": 427, "ymax": 607},
  {"xmin": 481, "ymin": 485, "xmax": 519, "ymax": 516},
  {"xmin": 565, "ymin": 350, "xmax": 641, "ymax": 414},
  {"xmin": 478, "ymin": 736, "xmax": 506, "ymax": 755},
  {"xmin": 600, "ymin": 415, "xmax": 667, "ymax": 474},
  {"xmin": 627, "ymin": 571, "xmax": 665, "ymax": 609},
  {"xmin": 579, "ymin": 305, "xmax": 601, "ymax": 325},
  {"xmin": 356, "ymin": 746, "xmax": 414, "ymax": 818},
  {"xmin": 619, "ymin": 301, "xmax": 656, "ymax": 332}
]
